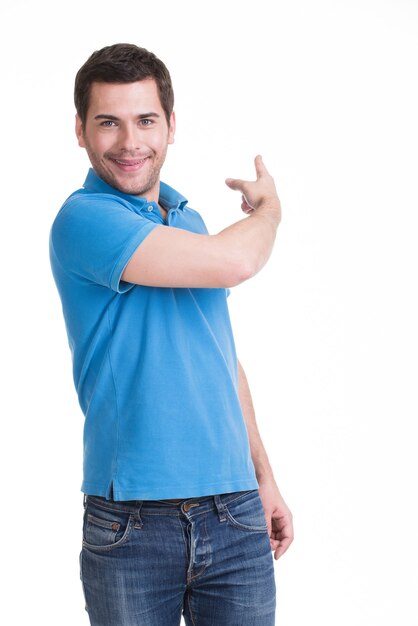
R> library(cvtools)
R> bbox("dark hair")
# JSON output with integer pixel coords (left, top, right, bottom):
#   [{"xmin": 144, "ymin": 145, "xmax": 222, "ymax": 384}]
[{"xmin": 74, "ymin": 43, "xmax": 174, "ymax": 126}]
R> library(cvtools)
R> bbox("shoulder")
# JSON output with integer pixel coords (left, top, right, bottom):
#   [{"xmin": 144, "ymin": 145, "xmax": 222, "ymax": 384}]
[
  {"xmin": 49, "ymin": 187, "xmax": 155, "ymax": 269},
  {"xmin": 51, "ymin": 189, "xmax": 141, "ymax": 240},
  {"xmin": 55, "ymin": 188, "xmax": 132, "ymax": 220}
]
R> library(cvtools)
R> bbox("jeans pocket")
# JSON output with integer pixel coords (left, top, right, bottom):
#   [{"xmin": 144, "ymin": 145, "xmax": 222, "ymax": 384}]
[
  {"xmin": 223, "ymin": 490, "xmax": 268, "ymax": 532},
  {"xmin": 83, "ymin": 503, "xmax": 134, "ymax": 552}
]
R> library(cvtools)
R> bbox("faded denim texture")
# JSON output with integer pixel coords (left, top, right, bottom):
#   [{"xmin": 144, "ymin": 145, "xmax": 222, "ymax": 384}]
[{"xmin": 80, "ymin": 489, "xmax": 276, "ymax": 625}]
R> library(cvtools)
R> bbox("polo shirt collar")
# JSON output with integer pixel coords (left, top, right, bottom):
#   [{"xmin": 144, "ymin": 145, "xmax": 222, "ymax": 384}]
[{"xmin": 83, "ymin": 168, "xmax": 188, "ymax": 212}]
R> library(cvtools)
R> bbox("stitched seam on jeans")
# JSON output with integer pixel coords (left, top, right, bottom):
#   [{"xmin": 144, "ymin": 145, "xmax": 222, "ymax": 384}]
[
  {"xmin": 187, "ymin": 590, "xmax": 198, "ymax": 626},
  {"xmin": 176, "ymin": 515, "xmax": 189, "ymax": 560},
  {"xmin": 188, "ymin": 514, "xmax": 211, "ymax": 582},
  {"xmin": 82, "ymin": 515, "xmax": 134, "ymax": 551},
  {"xmin": 223, "ymin": 490, "xmax": 257, "ymax": 506},
  {"xmin": 86, "ymin": 513, "xmax": 120, "ymax": 530},
  {"xmin": 224, "ymin": 514, "xmax": 268, "ymax": 532},
  {"xmin": 189, "ymin": 563, "xmax": 209, "ymax": 581},
  {"xmin": 138, "ymin": 509, "xmax": 181, "ymax": 514},
  {"xmin": 86, "ymin": 498, "xmax": 138, "ymax": 515}
]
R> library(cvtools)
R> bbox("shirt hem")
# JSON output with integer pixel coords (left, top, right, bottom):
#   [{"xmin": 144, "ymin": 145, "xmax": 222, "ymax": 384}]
[{"xmin": 81, "ymin": 477, "xmax": 259, "ymax": 501}]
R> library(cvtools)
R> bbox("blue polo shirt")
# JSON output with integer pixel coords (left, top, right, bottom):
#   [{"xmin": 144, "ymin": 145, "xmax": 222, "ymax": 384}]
[{"xmin": 49, "ymin": 169, "xmax": 258, "ymax": 500}]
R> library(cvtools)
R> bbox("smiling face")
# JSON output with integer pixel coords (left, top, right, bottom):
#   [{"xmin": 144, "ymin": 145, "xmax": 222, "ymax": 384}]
[{"xmin": 75, "ymin": 79, "xmax": 175, "ymax": 201}]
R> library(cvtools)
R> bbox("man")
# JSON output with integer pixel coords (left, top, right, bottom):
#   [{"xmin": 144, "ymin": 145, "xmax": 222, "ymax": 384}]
[{"xmin": 50, "ymin": 43, "xmax": 293, "ymax": 626}]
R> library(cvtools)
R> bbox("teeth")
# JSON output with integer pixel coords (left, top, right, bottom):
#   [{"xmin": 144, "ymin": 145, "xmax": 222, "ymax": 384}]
[{"xmin": 114, "ymin": 158, "xmax": 147, "ymax": 165}]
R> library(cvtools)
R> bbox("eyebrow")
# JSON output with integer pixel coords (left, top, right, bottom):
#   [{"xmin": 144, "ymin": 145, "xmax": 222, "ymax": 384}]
[{"xmin": 94, "ymin": 113, "xmax": 161, "ymax": 121}]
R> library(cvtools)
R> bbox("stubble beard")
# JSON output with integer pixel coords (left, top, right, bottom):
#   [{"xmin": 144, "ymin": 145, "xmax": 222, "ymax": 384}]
[{"xmin": 84, "ymin": 140, "xmax": 167, "ymax": 198}]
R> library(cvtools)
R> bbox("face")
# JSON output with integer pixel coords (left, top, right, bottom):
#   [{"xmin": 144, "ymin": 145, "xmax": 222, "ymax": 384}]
[{"xmin": 76, "ymin": 79, "xmax": 175, "ymax": 201}]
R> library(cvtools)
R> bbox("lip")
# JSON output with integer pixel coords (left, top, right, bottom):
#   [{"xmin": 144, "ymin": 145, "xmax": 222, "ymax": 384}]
[{"xmin": 110, "ymin": 156, "xmax": 149, "ymax": 172}]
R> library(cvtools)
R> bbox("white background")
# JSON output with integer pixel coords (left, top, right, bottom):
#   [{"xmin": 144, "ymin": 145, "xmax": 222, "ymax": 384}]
[{"xmin": 1, "ymin": 0, "xmax": 417, "ymax": 624}]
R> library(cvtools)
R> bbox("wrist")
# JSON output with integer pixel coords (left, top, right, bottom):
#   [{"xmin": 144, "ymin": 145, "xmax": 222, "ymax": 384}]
[{"xmin": 256, "ymin": 197, "xmax": 281, "ymax": 224}]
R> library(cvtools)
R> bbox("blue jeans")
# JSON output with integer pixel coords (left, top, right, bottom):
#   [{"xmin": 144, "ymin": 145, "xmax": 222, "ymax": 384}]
[{"xmin": 80, "ymin": 489, "xmax": 276, "ymax": 625}]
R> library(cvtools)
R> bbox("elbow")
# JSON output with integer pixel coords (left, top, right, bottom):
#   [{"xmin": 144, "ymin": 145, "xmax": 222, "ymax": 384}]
[
  {"xmin": 209, "ymin": 235, "xmax": 260, "ymax": 288},
  {"xmin": 223, "ymin": 256, "xmax": 258, "ymax": 288}
]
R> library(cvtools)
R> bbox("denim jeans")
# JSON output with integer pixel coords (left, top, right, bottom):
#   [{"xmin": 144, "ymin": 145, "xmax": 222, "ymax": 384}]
[{"xmin": 80, "ymin": 489, "xmax": 276, "ymax": 625}]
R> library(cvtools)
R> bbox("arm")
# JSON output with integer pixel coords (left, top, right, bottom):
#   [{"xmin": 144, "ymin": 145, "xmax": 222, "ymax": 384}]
[
  {"xmin": 237, "ymin": 359, "xmax": 294, "ymax": 560},
  {"xmin": 121, "ymin": 155, "xmax": 281, "ymax": 288}
]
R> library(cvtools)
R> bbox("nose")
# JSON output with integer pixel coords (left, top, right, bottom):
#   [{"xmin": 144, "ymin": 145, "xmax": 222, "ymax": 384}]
[{"xmin": 118, "ymin": 123, "xmax": 140, "ymax": 151}]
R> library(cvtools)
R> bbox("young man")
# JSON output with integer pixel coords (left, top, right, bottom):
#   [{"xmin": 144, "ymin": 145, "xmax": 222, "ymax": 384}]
[{"xmin": 50, "ymin": 43, "xmax": 293, "ymax": 626}]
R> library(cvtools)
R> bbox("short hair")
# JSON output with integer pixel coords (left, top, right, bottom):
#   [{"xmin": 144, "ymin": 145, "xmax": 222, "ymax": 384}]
[{"xmin": 74, "ymin": 43, "xmax": 174, "ymax": 126}]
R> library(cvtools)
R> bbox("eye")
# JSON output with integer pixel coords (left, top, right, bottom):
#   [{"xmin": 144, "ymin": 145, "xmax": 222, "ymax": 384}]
[
  {"xmin": 100, "ymin": 120, "xmax": 117, "ymax": 127},
  {"xmin": 139, "ymin": 118, "xmax": 153, "ymax": 127}
]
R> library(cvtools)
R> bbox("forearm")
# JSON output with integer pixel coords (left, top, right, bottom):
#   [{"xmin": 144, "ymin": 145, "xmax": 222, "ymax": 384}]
[
  {"xmin": 221, "ymin": 156, "xmax": 281, "ymax": 282},
  {"xmin": 214, "ymin": 201, "xmax": 280, "ymax": 283},
  {"xmin": 237, "ymin": 359, "xmax": 276, "ymax": 484}
]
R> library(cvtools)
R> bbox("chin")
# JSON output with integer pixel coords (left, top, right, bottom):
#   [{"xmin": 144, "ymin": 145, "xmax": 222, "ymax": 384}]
[{"xmin": 117, "ymin": 181, "xmax": 151, "ymax": 197}]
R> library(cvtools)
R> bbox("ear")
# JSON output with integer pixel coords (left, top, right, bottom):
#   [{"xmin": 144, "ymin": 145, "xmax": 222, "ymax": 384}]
[
  {"xmin": 75, "ymin": 114, "xmax": 86, "ymax": 148},
  {"xmin": 168, "ymin": 111, "xmax": 176, "ymax": 145}
]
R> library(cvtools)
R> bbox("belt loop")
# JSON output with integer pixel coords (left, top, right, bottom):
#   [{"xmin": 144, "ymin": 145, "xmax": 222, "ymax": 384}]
[
  {"xmin": 214, "ymin": 494, "xmax": 227, "ymax": 522},
  {"xmin": 83, "ymin": 494, "xmax": 87, "ymax": 509},
  {"xmin": 134, "ymin": 501, "xmax": 144, "ymax": 529}
]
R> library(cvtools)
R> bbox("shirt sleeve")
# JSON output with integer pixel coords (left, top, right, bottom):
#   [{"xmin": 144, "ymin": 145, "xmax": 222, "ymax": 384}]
[{"xmin": 50, "ymin": 193, "xmax": 159, "ymax": 293}]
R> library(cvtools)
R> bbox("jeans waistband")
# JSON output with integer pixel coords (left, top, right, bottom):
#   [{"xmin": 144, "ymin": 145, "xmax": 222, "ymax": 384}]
[{"xmin": 84, "ymin": 489, "xmax": 258, "ymax": 518}]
